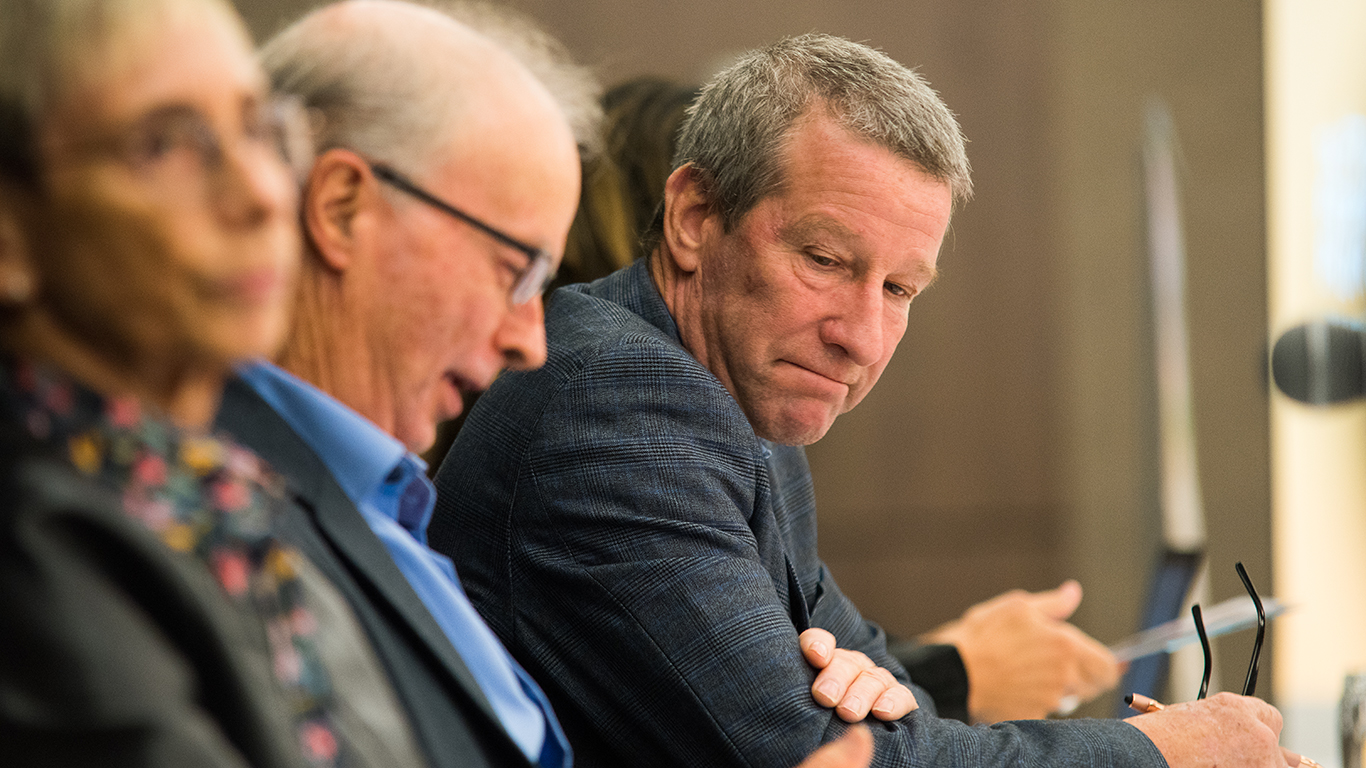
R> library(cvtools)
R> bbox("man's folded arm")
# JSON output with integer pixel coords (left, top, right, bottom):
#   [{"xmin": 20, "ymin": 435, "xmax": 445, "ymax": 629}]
[{"xmin": 474, "ymin": 344, "xmax": 1166, "ymax": 768}]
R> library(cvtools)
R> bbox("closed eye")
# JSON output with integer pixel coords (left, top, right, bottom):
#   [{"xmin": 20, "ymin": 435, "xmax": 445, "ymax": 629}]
[
  {"xmin": 494, "ymin": 251, "xmax": 527, "ymax": 288},
  {"xmin": 885, "ymin": 281, "xmax": 915, "ymax": 300},
  {"xmin": 807, "ymin": 251, "xmax": 840, "ymax": 268}
]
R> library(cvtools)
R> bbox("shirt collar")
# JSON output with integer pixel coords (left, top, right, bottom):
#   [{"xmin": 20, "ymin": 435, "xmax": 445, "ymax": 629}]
[
  {"xmin": 375, "ymin": 453, "xmax": 436, "ymax": 542},
  {"xmin": 236, "ymin": 361, "xmax": 423, "ymax": 512}
]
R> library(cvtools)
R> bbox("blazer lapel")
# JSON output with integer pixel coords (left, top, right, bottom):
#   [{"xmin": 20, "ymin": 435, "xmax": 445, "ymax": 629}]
[{"xmin": 215, "ymin": 377, "xmax": 506, "ymax": 729}]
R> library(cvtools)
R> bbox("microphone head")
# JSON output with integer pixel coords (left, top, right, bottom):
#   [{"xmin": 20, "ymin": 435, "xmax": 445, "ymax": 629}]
[{"xmin": 1271, "ymin": 318, "xmax": 1366, "ymax": 405}]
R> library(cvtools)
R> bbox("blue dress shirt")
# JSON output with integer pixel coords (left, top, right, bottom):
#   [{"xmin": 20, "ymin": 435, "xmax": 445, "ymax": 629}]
[{"xmin": 239, "ymin": 362, "xmax": 570, "ymax": 768}]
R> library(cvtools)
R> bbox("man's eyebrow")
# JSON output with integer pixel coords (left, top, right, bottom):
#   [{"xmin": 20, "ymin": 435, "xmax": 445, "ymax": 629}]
[
  {"xmin": 779, "ymin": 215, "xmax": 859, "ymax": 248},
  {"xmin": 909, "ymin": 260, "xmax": 939, "ymax": 291},
  {"xmin": 781, "ymin": 215, "xmax": 941, "ymax": 288}
]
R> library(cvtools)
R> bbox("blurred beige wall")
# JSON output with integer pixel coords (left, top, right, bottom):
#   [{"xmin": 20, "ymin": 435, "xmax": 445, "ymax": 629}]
[
  {"xmin": 1267, "ymin": 0, "xmax": 1366, "ymax": 759},
  {"xmin": 233, "ymin": 0, "xmax": 1270, "ymax": 715}
]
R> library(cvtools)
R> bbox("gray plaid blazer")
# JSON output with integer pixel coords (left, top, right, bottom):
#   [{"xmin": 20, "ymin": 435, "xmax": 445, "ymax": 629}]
[{"xmin": 430, "ymin": 260, "xmax": 1165, "ymax": 768}]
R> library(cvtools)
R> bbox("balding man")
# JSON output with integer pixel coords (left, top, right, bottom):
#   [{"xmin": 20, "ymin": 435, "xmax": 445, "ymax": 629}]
[
  {"xmin": 214, "ymin": 4, "xmax": 890, "ymax": 768},
  {"xmin": 212, "ymin": 3, "xmax": 578, "ymax": 766}
]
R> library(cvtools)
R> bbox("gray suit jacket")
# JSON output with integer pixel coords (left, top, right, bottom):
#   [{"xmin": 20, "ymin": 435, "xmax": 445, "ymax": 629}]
[
  {"xmin": 216, "ymin": 379, "xmax": 533, "ymax": 768},
  {"xmin": 430, "ymin": 260, "xmax": 1168, "ymax": 767}
]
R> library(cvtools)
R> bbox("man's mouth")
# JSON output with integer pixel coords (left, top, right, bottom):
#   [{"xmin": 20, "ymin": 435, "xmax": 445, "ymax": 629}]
[
  {"xmin": 783, "ymin": 360, "xmax": 852, "ymax": 390},
  {"xmin": 440, "ymin": 372, "xmax": 474, "ymax": 418}
]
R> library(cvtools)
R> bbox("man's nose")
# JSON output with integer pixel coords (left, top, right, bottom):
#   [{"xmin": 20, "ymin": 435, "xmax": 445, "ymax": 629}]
[
  {"xmin": 819, "ymin": 282, "xmax": 883, "ymax": 367},
  {"xmin": 497, "ymin": 294, "xmax": 548, "ymax": 371}
]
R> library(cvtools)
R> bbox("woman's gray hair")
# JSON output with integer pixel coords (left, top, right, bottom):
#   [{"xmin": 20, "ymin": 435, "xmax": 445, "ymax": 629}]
[{"xmin": 672, "ymin": 33, "xmax": 972, "ymax": 235}]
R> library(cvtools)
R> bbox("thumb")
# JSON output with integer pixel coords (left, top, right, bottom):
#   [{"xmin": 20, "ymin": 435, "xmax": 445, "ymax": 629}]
[
  {"xmin": 799, "ymin": 627, "xmax": 837, "ymax": 668},
  {"xmin": 798, "ymin": 725, "xmax": 874, "ymax": 768},
  {"xmin": 1027, "ymin": 579, "xmax": 1083, "ymax": 621}
]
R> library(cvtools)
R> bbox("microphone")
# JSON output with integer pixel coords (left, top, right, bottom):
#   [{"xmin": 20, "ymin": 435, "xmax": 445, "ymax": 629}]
[{"xmin": 1271, "ymin": 318, "xmax": 1366, "ymax": 404}]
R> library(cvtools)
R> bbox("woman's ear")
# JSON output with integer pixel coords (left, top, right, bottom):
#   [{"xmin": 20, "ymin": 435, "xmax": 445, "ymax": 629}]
[
  {"xmin": 660, "ymin": 164, "xmax": 718, "ymax": 275},
  {"xmin": 0, "ymin": 190, "xmax": 37, "ymax": 305},
  {"xmin": 301, "ymin": 148, "xmax": 376, "ymax": 272}
]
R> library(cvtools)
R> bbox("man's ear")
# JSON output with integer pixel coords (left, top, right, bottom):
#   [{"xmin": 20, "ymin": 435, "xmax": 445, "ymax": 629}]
[
  {"xmin": 302, "ymin": 148, "xmax": 376, "ymax": 272},
  {"xmin": 661, "ymin": 164, "xmax": 717, "ymax": 275}
]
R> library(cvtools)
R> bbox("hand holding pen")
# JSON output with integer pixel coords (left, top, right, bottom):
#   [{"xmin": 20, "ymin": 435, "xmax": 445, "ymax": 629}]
[
  {"xmin": 1122, "ymin": 563, "xmax": 1321, "ymax": 768},
  {"xmin": 1125, "ymin": 694, "xmax": 1319, "ymax": 768}
]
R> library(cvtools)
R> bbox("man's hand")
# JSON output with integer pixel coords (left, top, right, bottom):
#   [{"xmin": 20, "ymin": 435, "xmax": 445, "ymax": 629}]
[
  {"xmin": 793, "ymin": 725, "xmax": 874, "ymax": 768},
  {"xmin": 922, "ymin": 580, "xmax": 1120, "ymax": 722},
  {"xmin": 1125, "ymin": 692, "xmax": 1287, "ymax": 767},
  {"xmin": 800, "ymin": 628, "xmax": 918, "ymax": 722}
]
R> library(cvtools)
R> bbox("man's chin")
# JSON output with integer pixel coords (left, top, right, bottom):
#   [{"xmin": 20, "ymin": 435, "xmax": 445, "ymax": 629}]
[
  {"xmin": 750, "ymin": 407, "xmax": 838, "ymax": 446},
  {"xmin": 395, "ymin": 419, "xmax": 439, "ymax": 455}
]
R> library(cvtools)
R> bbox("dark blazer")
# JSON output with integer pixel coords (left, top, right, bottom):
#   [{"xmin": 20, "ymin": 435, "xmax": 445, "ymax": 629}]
[
  {"xmin": 430, "ymin": 261, "xmax": 1168, "ymax": 768},
  {"xmin": 0, "ymin": 420, "xmax": 304, "ymax": 768},
  {"xmin": 215, "ymin": 379, "xmax": 532, "ymax": 768}
]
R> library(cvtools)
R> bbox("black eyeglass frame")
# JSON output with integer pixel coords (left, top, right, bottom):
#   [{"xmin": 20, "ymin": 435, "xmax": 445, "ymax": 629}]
[
  {"xmin": 1191, "ymin": 560, "xmax": 1265, "ymax": 700},
  {"xmin": 369, "ymin": 162, "xmax": 555, "ymax": 305}
]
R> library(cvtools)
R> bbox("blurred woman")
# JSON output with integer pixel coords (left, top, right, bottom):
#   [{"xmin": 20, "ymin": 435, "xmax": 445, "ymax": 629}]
[{"xmin": 0, "ymin": 1, "xmax": 422, "ymax": 766}]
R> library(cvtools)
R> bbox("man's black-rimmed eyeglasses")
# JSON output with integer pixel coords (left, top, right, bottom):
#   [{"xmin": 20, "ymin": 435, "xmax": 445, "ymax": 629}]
[
  {"xmin": 369, "ymin": 162, "xmax": 555, "ymax": 305},
  {"xmin": 1191, "ymin": 561, "xmax": 1265, "ymax": 700}
]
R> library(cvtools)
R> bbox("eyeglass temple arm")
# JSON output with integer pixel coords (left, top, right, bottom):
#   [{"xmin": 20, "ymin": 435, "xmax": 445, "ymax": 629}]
[
  {"xmin": 369, "ymin": 163, "xmax": 536, "ymax": 258},
  {"xmin": 1192, "ymin": 604, "xmax": 1212, "ymax": 700},
  {"xmin": 1235, "ymin": 561, "xmax": 1265, "ymax": 697}
]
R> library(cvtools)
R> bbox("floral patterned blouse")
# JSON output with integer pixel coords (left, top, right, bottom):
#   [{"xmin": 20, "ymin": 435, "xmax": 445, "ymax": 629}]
[{"xmin": 0, "ymin": 357, "xmax": 344, "ymax": 767}]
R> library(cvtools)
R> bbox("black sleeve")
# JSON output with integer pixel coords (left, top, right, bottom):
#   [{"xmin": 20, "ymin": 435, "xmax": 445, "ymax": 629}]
[{"xmin": 888, "ymin": 640, "xmax": 971, "ymax": 723}]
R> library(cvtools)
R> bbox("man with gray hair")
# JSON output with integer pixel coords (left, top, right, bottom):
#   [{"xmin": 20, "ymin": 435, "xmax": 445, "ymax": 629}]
[{"xmin": 433, "ymin": 33, "xmax": 1290, "ymax": 767}]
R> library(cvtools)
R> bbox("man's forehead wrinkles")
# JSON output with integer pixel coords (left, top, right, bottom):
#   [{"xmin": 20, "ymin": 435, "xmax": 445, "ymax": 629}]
[{"xmin": 777, "ymin": 182, "xmax": 947, "ymax": 231}]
